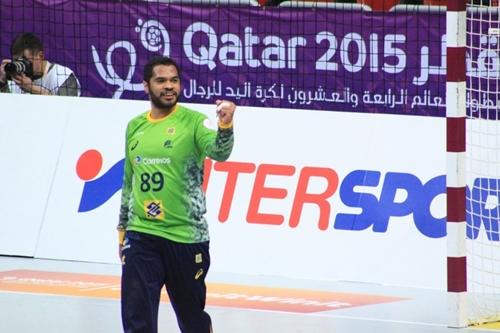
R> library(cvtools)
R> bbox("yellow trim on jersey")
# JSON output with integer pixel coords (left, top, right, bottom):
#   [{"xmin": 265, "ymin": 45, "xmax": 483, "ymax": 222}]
[
  {"xmin": 147, "ymin": 105, "xmax": 178, "ymax": 123},
  {"xmin": 218, "ymin": 120, "xmax": 233, "ymax": 129}
]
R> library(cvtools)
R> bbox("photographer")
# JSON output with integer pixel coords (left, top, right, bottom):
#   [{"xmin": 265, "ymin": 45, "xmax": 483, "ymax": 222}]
[{"xmin": 0, "ymin": 32, "xmax": 80, "ymax": 96}]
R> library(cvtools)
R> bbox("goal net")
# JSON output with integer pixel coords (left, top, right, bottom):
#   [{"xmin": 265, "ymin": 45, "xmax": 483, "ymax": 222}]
[{"xmin": 466, "ymin": 0, "xmax": 500, "ymax": 326}]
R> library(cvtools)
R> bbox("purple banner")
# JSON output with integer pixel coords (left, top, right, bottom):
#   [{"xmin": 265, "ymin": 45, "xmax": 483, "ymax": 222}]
[{"xmin": 1, "ymin": 0, "xmax": 493, "ymax": 117}]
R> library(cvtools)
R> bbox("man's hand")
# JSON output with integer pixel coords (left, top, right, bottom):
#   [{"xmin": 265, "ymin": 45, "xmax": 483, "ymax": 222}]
[
  {"xmin": 215, "ymin": 100, "xmax": 236, "ymax": 128},
  {"xmin": 12, "ymin": 73, "xmax": 34, "ymax": 92},
  {"xmin": 10, "ymin": 72, "xmax": 51, "ymax": 95},
  {"xmin": 0, "ymin": 59, "xmax": 10, "ymax": 85},
  {"xmin": 118, "ymin": 230, "xmax": 126, "ymax": 264}
]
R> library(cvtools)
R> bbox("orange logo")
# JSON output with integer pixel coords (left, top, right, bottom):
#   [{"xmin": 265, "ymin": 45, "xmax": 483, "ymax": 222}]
[{"xmin": 0, "ymin": 270, "xmax": 406, "ymax": 313}]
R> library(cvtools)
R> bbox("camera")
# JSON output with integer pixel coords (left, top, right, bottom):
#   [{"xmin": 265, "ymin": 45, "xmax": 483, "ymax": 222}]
[{"xmin": 4, "ymin": 58, "xmax": 34, "ymax": 80}]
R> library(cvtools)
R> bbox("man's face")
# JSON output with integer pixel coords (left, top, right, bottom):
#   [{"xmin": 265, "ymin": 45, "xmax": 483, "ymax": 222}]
[
  {"xmin": 13, "ymin": 49, "xmax": 44, "ymax": 77},
  {"xmin": 144, "ymin": 64, "xmax": 181, "ymax": 110}
]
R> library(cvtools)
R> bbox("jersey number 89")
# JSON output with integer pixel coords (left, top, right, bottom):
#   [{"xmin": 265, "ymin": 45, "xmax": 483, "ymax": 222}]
[{"xmin": 140, "ymin": 172, "xmax": 164, "ymax": 192}]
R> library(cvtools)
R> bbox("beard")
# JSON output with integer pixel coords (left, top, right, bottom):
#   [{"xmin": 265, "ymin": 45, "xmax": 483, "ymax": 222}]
[{"xmin": 150, "ymin": 90, "xmax": 179, "ymax": 110}]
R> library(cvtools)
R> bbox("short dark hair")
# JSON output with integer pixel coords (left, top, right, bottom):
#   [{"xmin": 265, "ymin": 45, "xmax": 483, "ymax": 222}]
[
  {"xmin": 143, "ymin": 57, "xmax": 181, "ymax": 83},
  {"xmin": 11, "ymin": 32, "xmax": 44, "ymax": 57}
]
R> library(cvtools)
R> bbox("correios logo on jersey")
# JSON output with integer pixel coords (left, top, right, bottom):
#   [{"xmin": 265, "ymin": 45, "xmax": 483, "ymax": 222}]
[
  {"xmin": 76, "ymin": 149, "xmax": 500, "ymax": 242},
  {"xmin": 136, "ymin": 156, "xmax": 171, "ymax": 165}
]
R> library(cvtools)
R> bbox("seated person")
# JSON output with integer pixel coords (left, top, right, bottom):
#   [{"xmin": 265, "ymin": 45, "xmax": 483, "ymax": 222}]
[{"xmin": 0, "ymin": 32, "xmax": 80, "ymax": 96}]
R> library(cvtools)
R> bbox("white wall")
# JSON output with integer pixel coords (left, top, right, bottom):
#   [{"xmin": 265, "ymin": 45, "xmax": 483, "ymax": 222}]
[
  {"xmin": 0, "ymin": 94, "xmax": 68, "ymax": 256},
  {"xmin": 0, "ymin": 93, "xmax": 447, "ymax": 289}
]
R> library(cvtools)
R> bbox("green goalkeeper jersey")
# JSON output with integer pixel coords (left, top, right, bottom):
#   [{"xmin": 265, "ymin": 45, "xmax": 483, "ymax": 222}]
[{"xmin": 118, "ymin": 104, "xmax": 234, "ymax": 243}]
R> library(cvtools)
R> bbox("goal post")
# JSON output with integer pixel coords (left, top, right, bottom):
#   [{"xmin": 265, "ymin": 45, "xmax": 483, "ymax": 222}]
[{"xmin": 446, "ymin": 0, "xmax": 468, "ymax": 327}]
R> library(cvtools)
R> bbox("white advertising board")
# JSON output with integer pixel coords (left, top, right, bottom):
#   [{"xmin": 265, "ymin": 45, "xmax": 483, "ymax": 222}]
[
  {"xmin": 0, "ymin": 94, "xmax": 68, "ymax": 256},
  {"xmin": 0, "ymin": 94, "xmax": 447, "ymax": 289}
]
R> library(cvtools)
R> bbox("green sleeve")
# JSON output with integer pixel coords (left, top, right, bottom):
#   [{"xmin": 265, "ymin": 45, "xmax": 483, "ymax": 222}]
[
  {"xmin": 195, "ymin": 117, "xmax": 234, "ymax": 161},
  {"xmin": 118, "ymin": 123, "xmax": 133, "ymax": 231}
]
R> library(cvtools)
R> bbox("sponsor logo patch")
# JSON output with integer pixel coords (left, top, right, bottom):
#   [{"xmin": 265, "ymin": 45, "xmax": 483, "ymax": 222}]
[{"xmin": 144, "ymin": 200, "xmax": 164, "ymax": 219}]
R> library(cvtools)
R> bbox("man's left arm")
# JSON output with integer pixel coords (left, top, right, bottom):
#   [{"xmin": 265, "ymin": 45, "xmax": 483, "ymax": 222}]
[{"xmin": 11, "ymin": 74, "xmax": 52, "ymax": 95}]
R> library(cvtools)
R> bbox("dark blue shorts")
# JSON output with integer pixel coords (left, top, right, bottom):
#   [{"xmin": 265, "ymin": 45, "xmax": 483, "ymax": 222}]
[{"xmin": 121, "ymin": 231, "xmax": 212, "ymax": 333}]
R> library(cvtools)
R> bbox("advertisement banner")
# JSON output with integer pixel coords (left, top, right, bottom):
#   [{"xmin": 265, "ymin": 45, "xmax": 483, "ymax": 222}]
[
  {"xmin": 2, "ymin": 2, "xmax": 498, "ymax": 116},
  {"xmin": 0, "ymin": 94, "xmax": 449, "ymax": 288},
  {"xmin": 1, "ymin": 0, "xmax": 453, "ymax": 116},
  {"xmin": 1, "ymin": 94, "xmax": 499, "ymax": 288}
]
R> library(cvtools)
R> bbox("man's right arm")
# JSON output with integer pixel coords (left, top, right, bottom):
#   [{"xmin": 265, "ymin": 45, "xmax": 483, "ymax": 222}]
[{"xmin": 118, "ymin": 124, "xmax": 133, "ymax": 253}]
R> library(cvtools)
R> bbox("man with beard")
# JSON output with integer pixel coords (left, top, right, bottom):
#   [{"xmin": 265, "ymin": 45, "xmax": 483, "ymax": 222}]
[
  {"xmin": 0, "ymin": 32, "xmax": 80, "ymax": 96},
  {"xmin": 118, "ymin": 56, "xmax": 235, "ymax": 333}
]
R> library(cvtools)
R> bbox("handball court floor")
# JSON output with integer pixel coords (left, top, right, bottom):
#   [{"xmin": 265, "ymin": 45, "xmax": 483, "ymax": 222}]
[{"xmin": 0, "ymin": 256, "xmax": 498, "ymax": 333}]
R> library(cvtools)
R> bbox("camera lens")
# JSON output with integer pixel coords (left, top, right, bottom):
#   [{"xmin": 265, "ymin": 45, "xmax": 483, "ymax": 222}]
[{"xmin": 4, "ymin": 60, "xmax": 27, "ymax": 75}]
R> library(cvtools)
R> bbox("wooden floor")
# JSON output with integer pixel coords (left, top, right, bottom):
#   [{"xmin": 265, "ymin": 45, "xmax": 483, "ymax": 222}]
[{"xmin": 0, "ymin": 256, "xmax": 498, "ymax": 333}]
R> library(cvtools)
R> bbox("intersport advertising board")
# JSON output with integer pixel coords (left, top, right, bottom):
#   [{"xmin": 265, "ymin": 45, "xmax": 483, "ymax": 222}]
[{"xmin": 0, "ymin": 93, "xmax": 450, "ymax": 289}]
